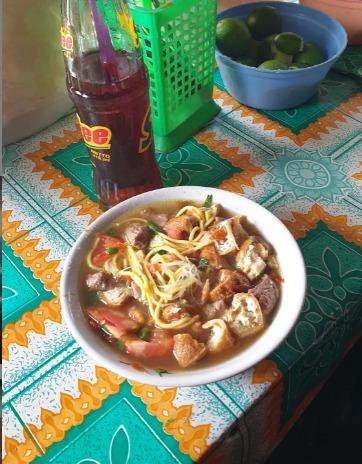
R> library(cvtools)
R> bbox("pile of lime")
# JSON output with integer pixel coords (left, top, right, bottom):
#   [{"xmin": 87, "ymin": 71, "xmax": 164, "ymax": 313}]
[{"xmin": 216, "ymin": 6, "xmax": 325, "ymax": 71}]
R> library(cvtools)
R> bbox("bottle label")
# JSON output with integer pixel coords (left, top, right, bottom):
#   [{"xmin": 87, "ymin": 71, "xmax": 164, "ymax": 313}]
[
  {"xmin": 118, "ymin": 11, "xmax": 140, "ymax": 49},
  {"xmin": 61, "ymin": 27, "xmax": 74, "ymax": 54},
  {"xmin": 138, "ymin": 106, "xmax": 153, "ymax": 154},
  {"xmin": 78, "ymin": 117, "xmax": 112, "ymax": 151},
  {"xmin": 77, "ymin": 100, "xmax": 154, "ymax": 184}
]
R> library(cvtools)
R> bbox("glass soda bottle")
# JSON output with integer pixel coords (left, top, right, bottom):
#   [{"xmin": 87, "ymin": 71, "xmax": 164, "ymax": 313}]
[{"xmin": 61, "ymin": 0, "xmax": 162, "ymax": 210}]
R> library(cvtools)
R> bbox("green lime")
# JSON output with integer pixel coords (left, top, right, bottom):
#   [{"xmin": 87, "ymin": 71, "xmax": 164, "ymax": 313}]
[
  {"xmin": 258, "ymin": 34, "xmax": 277, "ymax": 63},
  {"xmin": 274, "ymin": 32, "xmax": 303, "ymax": 55},
  {"xmin": 216, "ymin": 18, "xmax": 251, "ymax": 58},
  {"xmin": 236, "ymin": 56, "xmax": 257, "ymax": 67},
  {"xmin": 258, "ymin": 59, "xmax": 288, "ymax": 70},
  {"xmin": 294, "ymin": 42, "xmax": 324, "ymax": 66},
  {"xmin": 289, "ymin": 62, "xmax": 309, "ymax": 69},
  {"xmin": 246, "ymin": 6, "xmax": 282, "ymax": 41}
]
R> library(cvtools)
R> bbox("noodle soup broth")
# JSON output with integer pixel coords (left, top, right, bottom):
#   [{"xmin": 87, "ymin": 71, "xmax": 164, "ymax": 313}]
[{"xmin": 80, "ymin": 198, "xmax": 282, "ymax": 371}]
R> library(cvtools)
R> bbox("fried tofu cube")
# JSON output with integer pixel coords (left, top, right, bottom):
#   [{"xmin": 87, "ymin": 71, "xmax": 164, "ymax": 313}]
[
  {"xmin": 209, "ymin": 269, "xmax": 250, "ymax": 302},
  {"xmin": 211, "ymin": 216, "xmax": 248, "ymax": 256},
  {"xmin": 173, "ymin": 334, "xmax": 207, "ymax": 368},
  {"xmin": 235, "ymin": 238, "xmax": 269, "ymax": 281},
  {"xmin": 199, "ymin": 244, "xmax": 226, "ymax": 268},
  {"xmin": 164, "ymin": 215, "xmax": 197, "ymax": 240},
  {"xmin": 223, "ymin": 293, "xmax": 264, "ymax": 339},
  {"xmin": 202, "ymin": 319, "xmax": 234, "ymax": 353}
]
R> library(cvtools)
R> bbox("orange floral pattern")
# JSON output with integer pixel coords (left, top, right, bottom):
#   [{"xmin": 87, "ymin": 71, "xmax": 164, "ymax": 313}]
[
  {"xmin": 230, "ymin": 105, "xmax": 353, "ymax": 146},
  {"xmin": 27, "ymin": 126, "xmax": 81, "ymax": 160},
  {"xmin": 4, "ymin": 198, "xmax": 101, "ymax": 297},
  {"xmin": 213, "ymin": 87, "xmax": 241, "ymax": 112},
  {"xmin": 2, "ymin": 297, "xmax": 61, "ymax": 360},
  {"xmin": 283, "ymin": 203, "xmax": 362, "ymax": 246},
  {"xmin": 26, "ymin": 368, "xmax": 124, "ymax": 455},
  {"xmin": 2, "ymin": 210, "xmax": 25, "ymax": 244},
  {"xmin": 130, "ymin": 382, "xmax": 210, "ymax": 461},
  {"xmin": 352, "ymin": 162, "xmax": 362, "ymax": 181},
  {"xmin": 337, "ymin": 92, "xmax": 362, "ymax": 119},
  {"xmin": 8, "ymin": 234, "xmax": 62, "ymax": 294},
  {"xmin": 3, "ymin": 436, "xmax": 42, "ymax": 464},
  {"xmin": 195, "ymin": 129, "xmax": 264, "ymax": 192},
  {"xmin": 26, "ymin": 151, "xmax": 84, "ymax": 205}
]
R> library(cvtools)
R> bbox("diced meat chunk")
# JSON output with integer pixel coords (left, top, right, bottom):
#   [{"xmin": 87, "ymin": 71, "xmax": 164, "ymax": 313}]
[
  {"xmin": 199, "ymin": 244, "xmax": 226, "ymax": 268},
  {"xmin": 201, "ymin": 299, "xmax": 227, "ymax": 320},
  {"xmin": 210, "ymin": 216, "xmax": 248, "ymax": 256},
  {"xmin": 223, "ymin": 293, "xmax": 264, "ymax": 339},
  {"xmin": 99, "ymin": 283, "xmax": 131, "ymax": 307},
  {"xmin": 209, "ymin": 269, "xmax": 251, "ymax": 302},
  {"xmin": 189, "ymin": 322, "xmax": 209, "ymax": 343},
  {"xmin": 235, "ymin": 238, "xmax": 269, "ymax": 281},
  {"xmin": 249, "ymin": 274, "xmax": 279, "ymax": 315},
  {"xmin": 202, "ymin": 319, "xmax": 234, "ymax": 353},
  {"xmin": 164, "ymin": 215, "xmax": 197, "ymax": 240},
  {"xmin": 173, "ymin": 334, "xmax": 207, "ymax": 368},
  {"xmin": 87, "ymin": 306, "xmax": 140, "ymax": 339},
  {"xmin": 86, "ymin": 271, "xmax": 112, "ymax": 291},
  {"xmin": 124, "ymin": 222, "xmax": 151, "ymax": 249}
]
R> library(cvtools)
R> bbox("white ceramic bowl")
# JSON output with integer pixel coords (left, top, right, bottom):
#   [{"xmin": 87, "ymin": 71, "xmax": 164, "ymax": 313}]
[{"xmin": 61, "ymin": 186, "xmax": 306, "ymax": 387}]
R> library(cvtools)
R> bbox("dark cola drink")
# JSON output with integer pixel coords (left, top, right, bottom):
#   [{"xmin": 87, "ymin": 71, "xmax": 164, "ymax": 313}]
[{"xmin": 61, "ymin": 1, "xmax": 162, "ymax": 210}]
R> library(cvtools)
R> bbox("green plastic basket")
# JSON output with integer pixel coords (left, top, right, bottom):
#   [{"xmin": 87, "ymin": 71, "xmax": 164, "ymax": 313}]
[{"xmin": 129, "ymin": 0, "xmax": 220, "ymax": 153}]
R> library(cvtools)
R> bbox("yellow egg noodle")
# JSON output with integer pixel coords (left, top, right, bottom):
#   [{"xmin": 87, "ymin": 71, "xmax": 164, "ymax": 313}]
[{"xmin": 86, "ymin": 204, "xmax": 218, "ymax": 329}]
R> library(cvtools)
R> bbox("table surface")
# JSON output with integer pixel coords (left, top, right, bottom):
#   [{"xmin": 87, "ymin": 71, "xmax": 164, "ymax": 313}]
[{"xmin": 3, "ymin": 50, "xmax": 362, "ymax": 464}]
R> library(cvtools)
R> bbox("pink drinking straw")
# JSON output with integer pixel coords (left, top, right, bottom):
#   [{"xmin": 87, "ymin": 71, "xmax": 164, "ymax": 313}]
[{"xmin": 89, "ymin": 0, "xmax": 118, "ymax": 81}]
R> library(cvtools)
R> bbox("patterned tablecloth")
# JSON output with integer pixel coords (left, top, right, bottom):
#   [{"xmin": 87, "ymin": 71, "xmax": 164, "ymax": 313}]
[{"xmin": 3, "ymin": 54, "xmax": 362, "ymax": 464}]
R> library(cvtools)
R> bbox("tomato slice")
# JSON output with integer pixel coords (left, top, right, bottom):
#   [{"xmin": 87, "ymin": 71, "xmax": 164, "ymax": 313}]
[
  {"xmin": 126, "ymin": 331, "xmax": 174, "ymax": 359},
  {"xmin": 91, "ymin": 234, "xmax": 126, "ymax": 267},
  {"xmin": 87, "ymin": 306, "xmax": 139, "ymax": 338}
]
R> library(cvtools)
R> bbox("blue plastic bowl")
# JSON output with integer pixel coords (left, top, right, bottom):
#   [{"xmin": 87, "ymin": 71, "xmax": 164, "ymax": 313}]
[{"xmin": 216, "ymin": 1, "xmax": 347, "ymax": 110}]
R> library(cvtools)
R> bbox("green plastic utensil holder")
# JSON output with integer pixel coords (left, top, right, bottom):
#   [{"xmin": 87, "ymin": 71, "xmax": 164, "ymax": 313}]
[{"xmin": 129, "ymin": 0, "xmax": 220, "ymax": 153}]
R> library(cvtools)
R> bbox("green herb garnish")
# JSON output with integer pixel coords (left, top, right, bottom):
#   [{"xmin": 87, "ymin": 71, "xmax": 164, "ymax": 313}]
[
  {"xmin": 107, "ymin": 247, "xmax": 119, "ymax": 255},
  {"xmin": 139, "ymin": 327, "xmax": 151, "ymax": 341},
  {"xmin": 106, "ymin": 228, "xmax": 118, "ymax": 237},
  {"xmin": 87, "ymin": 289, "xmax": 100, "ymax": 305},
  {"xmin": 198, "ymin": 258, "xmax": 209, "ymax": 270},
  {"xmin": 157, "ymin": 250, "xmax": 168, "ymax": 255},
  {"xmin": 203, "ymin": 194, "xmax": 213, "ymax": 208},
  {"xmin": 147, "ymin": 220, "xmax": 162, "ymax": 234},
  {"xmin": 115, "ymin": 340, "xmax": 125, "ymax": 351},
  {"xmin": 155, "ymin": 368, "xmax": 169, "ymax": 376}
]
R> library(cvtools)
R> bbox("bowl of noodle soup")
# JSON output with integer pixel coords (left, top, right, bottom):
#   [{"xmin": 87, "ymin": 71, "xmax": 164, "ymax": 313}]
[{"xmin": 61, "ymin": 186, "xmax": 305, "ymax": 386}]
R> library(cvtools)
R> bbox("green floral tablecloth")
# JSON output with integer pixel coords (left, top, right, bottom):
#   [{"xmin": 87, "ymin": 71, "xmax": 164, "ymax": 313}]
[
  {"xmin": 333, "ymin": 45, "xmax": 362, "ymax": 78},
  {"xmin": 2, "ymin": 61, "xmax": 362, "ymax": 464}
]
